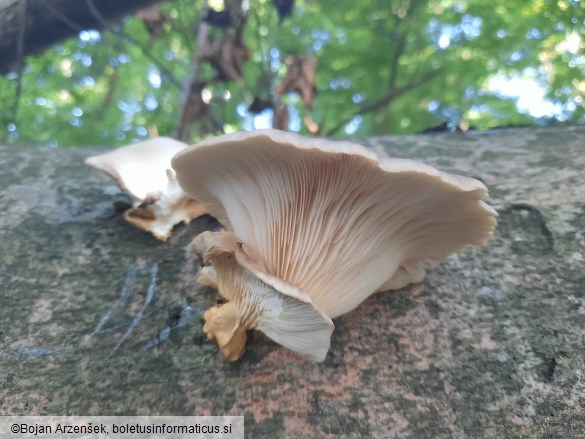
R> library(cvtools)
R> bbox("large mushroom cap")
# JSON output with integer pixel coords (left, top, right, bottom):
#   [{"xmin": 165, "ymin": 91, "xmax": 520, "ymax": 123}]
[{"xmin": 173, "ymin": 129, "xmax": 497, "ymax": 318}]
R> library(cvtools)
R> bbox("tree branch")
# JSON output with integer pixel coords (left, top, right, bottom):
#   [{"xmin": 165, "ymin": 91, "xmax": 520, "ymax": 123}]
[
  {"xmin": 11, "ymin": 0, "xmax": 26, "ymax": 122},
  {"xmin": 326, "ymin": 68, "xmax": 442, "ymax": 136},
  {"xmin": 326, "ymin": 0, "xmax": 429, "ymax": 136},
  {"xmin": 387, "ymin": 35, "xmax": 406, "ymax": 92},
  {"xmin": 175, "ymin": 16, "xmax": 211, "ymax": 141},
  {"xmin": 0, "ymin": 0, "xmax": 169, "ymax": 75},
  {"xmin": 83, "ymin": 0, "xmax": 182, "ymax": 88}
]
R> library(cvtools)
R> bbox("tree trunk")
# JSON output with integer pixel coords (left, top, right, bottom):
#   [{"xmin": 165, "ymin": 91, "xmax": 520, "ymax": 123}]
[
  {"xmin": 0, "ymin": 0, "xmax": 167, "ymax": 75},
  {"xmin": 1, "ymin": 126, "xmax": 584, "ymax": 437}
]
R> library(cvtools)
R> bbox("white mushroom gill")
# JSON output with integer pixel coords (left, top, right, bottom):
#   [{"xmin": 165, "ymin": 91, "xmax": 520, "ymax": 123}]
[
  {"xmin": 86, "ymin": 138, "xmax": 208, "ymax": 241},
  {"xmin": 173, "ymin": 130, "xmax": 498, "ymax": 322}
]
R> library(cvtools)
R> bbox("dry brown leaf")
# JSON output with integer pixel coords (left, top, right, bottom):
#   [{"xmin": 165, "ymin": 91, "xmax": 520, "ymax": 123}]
[
  {"xmin": 275, "ymin": 54, "xmax": 317, "ymax": 109},
  {"xmin": 273, "ymin": 102, "xmax": 290, "ymax": 130},
  {"xmin": 303, "ymin": 115, "xmax": 320, "ymax": 134},
  {"xmin": 136, "ymin": 5, "xmax": 165, "ymax": 42},
  {"xmin": 200, "ymin": 20, "xmax": 249, "ymax": 82}
]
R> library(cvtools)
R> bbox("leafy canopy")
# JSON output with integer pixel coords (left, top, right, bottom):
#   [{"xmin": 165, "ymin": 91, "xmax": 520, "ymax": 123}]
[{"xmin": 0, "ymin": 0, "xmax": 583, "ymax": 146}]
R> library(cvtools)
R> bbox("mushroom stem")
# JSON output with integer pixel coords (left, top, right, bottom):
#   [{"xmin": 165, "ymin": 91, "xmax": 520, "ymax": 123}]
[
  {"xmin": 192, "ymin": 230, "xmax": 334, "ymax": 362},
  {"xmin": 203, "ymin": 302, "xmax": 248, "ymax": 361}
]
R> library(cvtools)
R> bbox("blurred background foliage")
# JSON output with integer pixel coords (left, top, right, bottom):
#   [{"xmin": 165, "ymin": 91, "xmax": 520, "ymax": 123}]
[{"xmin": 0, "ymin": 0, "xmax": 583, "ymax": 146}]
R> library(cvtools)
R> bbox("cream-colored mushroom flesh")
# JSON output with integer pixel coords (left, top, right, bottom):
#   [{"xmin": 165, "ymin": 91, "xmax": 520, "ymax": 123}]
[
  {"xmin": 196, "ymin": 266, "xmax": 218, "ymax": 289},
  {"xmin": 173, "ymin": 129, "xmax": 497, "ymax": 318},
  {"xmin": 122, "ymin": 170, "xmax": 208, "ymax": 241},
  {"xmin": 86, "ymin": 138, "xmax": 208, "ymax": 241},
  {"xmin": 192, "ymin": 231, "xmax": 334, "ymax": 362}
]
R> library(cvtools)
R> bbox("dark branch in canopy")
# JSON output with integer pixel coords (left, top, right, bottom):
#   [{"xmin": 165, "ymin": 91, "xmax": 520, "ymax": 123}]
[
  {"xmin": 325, "ymin": 68, "xmax": 442, "ymax": 136},
  {"xmin": 0, "ymin": 0, "xmax": 167, "ymax": 75}
]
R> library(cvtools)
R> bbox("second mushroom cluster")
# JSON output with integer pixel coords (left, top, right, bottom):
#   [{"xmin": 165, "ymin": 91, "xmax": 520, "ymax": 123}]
[{"xmin": 89, "ymin": 129, "xmax": 498, "ymax": 362}]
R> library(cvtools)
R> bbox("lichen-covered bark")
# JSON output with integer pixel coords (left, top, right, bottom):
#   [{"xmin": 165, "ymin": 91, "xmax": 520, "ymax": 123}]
[{"xmin": 1, "ymin": 126, "xmax": 584, "ymax": 438}]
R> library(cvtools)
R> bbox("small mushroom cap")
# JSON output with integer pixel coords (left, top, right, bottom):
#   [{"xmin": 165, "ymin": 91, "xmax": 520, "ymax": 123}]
[
  {"xmin": 86, "ymin": 137, "xmax": 188, "ymax": 201},
  {"xmin": 86, "ymin": 138, "xmax": 208, "ymax": 240},
  {"xmin": 122, "ymin": 170, "xmax": 207, "ymax": 241},
  {"xmin": 193, "ymin": 230, "xmax": 334, "ymax": 361},
  {"xmin": 173, "ymin": 130, "xmax": 497, "ymax": 318}
]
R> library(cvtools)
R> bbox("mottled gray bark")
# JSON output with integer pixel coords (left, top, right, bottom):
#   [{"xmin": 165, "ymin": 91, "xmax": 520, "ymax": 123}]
[
  {"xmin": 1, "ymin": 126, "xmax": 584, "ymax": 438},
  {"xmin": 0, "ymin": 0, "xmax": 166, "ymax": 75}
]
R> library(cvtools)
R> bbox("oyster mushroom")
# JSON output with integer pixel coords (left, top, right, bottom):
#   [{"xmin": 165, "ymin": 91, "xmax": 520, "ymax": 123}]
[
  {"xmin": 86, "ymin": 137, "xmax": 207, "ymax": 241},
  {"xmin": 172, "ymin": 129, "xmax": 497, "ymax": 360}
]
